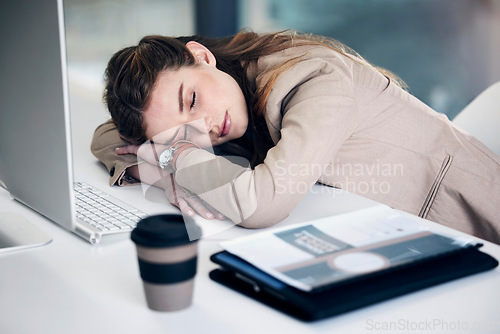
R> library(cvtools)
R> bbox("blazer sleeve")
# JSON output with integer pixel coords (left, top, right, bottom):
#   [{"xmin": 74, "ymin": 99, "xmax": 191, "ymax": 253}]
[
  {"xmin": 175, "ymin": 57, "xmax": 358, "ymax": 228},
  {"xmin": 90, "ymin": 119, "xmax": 141, "ymax": 186}
]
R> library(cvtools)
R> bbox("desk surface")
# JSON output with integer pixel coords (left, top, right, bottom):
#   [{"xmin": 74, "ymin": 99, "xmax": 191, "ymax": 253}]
[{"xmin": 1, "ymin": 83, "xmax": 500, "ymax": 334}]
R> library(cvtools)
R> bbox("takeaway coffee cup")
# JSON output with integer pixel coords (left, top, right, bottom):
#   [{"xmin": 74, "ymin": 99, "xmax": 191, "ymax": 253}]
[{"xmin": 131, "ymin": 214, "xmax": 201, "ymax": 312}]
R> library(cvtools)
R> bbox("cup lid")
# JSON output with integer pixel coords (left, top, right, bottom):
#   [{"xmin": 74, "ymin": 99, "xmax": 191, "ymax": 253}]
[{"xmin": 131, "ymin": 214, "xmax": 201, "ymax": 248}]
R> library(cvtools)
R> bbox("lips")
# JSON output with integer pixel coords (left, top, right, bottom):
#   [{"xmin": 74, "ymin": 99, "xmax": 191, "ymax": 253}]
[{"xmin": 219, "ymin": 111, "xmax": 231, "ymax": 137}]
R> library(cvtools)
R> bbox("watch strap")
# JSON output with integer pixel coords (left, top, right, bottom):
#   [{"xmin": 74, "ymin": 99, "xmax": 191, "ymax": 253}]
[
  {"xmin": 171, "ymin": 141, "xmax": 201, "ymax": 171},
  {"xmin": 158, "ymin": 140, "xmax": 201, "ymax": 171}
]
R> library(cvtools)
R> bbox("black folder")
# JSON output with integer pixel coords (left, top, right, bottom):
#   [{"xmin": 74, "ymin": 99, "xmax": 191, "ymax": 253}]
[{"xmin": 209, "ymin": 245, "xmax": 498, "ymax": 322}]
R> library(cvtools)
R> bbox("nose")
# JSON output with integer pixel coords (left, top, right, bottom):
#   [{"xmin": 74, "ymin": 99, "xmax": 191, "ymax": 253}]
[
  {"xmin": 182, "ymin": 117, "xmax": 214, "ymax": 148},
  {"xmin": 185, "ymin": 117, "xmax": 211, "ymax": 134},
  {"xmin": 204, "ymin": 116, "xmax": 213, "ymax": 133}
]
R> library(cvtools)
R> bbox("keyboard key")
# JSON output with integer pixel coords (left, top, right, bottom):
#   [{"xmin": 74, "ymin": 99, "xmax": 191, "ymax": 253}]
[{"xmin": 74, "ymin": 182, "xmax": 147, "ymax": 234}]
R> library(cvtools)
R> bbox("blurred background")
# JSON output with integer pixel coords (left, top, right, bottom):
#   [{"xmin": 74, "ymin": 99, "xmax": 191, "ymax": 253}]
[{"xmin": 64, "ymin": 0, "xmax": 500, "ymax": 120}]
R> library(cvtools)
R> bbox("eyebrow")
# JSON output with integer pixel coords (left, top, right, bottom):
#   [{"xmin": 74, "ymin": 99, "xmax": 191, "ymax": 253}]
[{"xmin": 178, "ymin": 83, "xmax": 184, "ymax": 113}]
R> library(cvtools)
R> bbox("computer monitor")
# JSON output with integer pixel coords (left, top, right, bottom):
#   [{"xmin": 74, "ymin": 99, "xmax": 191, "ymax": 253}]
[{"xmin": 0, "ymin": 0, "xmax": 73, "ymax": 251}]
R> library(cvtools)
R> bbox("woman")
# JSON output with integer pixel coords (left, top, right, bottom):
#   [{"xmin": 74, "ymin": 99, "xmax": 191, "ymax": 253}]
[{"xmin": 91, "ymin": 30, "xmax": 500, "ymax": 244}]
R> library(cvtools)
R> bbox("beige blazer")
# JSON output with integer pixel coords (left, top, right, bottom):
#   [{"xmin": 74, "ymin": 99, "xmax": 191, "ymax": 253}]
[{"xmin": 91, "ymin": 46, "xmax": 500, "ymax": 244}]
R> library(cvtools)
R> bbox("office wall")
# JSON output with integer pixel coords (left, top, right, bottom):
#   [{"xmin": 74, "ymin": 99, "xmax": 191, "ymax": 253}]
[
  {"xmin": 64, "ymin": 0, "xmax": 500, "ymax": 119},
  {"xmin": 64, "ymin": 0, "xmax": 194, "ymax": 96},
  {"xmin": 240, "ymin": 0, "xmax": 500, "ymax": 119}
]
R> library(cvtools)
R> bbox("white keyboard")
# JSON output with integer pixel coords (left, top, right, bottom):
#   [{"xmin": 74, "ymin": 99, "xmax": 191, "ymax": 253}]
[{"xmin": 74, "ymin": 182, "xmax": 147, "ymax": 243}]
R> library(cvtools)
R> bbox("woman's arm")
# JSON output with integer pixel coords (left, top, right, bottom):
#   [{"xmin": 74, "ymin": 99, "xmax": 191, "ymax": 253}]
[
  {"xmin": 175, "ymin": 58, "xmax": 357, "ymax": 228},
  {"xmin": 91, "ymin": 120, "xmax": 224, "ymax": 219},
  {"xmin": 91, "ymin": 119, "xmax": 140, "ymax": 186}
]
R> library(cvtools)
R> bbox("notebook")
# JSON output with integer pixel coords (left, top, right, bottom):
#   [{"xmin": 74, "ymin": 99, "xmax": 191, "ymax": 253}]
[
  {"xmin": 0, "ymin": 0, "xmax": 146, "ymax": 244},
  {"xmin": 210, "ymin": 209, "xmax": 499, "ymax": 321}
]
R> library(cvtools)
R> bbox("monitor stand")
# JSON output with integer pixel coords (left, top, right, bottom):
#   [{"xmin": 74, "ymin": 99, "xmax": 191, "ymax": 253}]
[{"xmin": 0, "ymin": 212, "xmax": 52, "ymax": 253}]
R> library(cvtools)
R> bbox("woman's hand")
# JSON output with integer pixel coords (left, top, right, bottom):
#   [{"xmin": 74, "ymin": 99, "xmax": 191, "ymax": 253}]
[
  {"xmin": 116, "ymin": 145, "xmax": 225, "ymax": 221},
  {"xmin": 163, "ymin": 174, "xmax": 225, "ymax": 221},
  {"xmin": 116, "ymin": 142, "xmax": 167, "ymax": 166}
]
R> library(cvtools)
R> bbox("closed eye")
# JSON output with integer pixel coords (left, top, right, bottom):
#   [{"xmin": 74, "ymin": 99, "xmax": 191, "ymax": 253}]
[{"xmin": 190, "ymin": 92, "xmax": 197, "ymax": 109}]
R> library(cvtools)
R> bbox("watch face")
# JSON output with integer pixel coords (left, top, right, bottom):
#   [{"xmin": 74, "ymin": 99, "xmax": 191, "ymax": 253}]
[
  {"xmin": 161, "ymin": 150, "xmax": 173, "ymax": 161},
  {"xmin": 159, "ymin": 148, "xmax": 174, "ymax": 168}
]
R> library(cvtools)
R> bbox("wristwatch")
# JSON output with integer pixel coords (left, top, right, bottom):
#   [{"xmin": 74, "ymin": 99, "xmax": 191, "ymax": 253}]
[
  {"xmin": 158, "ymin": 140, "xmax": 201, "ymax": 172},
  {"xmin": 158, "ymin": 144, "xmax": 179, "ymax": 171}
]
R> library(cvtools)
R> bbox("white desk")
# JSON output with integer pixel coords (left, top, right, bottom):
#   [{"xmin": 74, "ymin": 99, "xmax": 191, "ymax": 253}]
[{"xmin": 1, "ymin": 83, "xmax": 500, "ymax": 334}]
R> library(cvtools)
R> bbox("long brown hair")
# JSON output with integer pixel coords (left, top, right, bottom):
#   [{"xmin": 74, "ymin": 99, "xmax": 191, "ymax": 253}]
[{"xmin": 104, "ymin": 30, "xmax": 405, "ymax": 164}]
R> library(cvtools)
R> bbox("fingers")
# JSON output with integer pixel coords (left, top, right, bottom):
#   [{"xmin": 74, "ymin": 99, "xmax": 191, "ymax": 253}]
[
  {"xmin": 211, "ymin": 209, "xmax": 226, "ymax": 221},
  {"xmin": 166, "ymin": 186, "xmax": 225, "ymax": 220},
  {"xmin": 136, "ymin": 143, "xmax": 164, "ymax": 165},
  {"xmin": 177, "ymin": 197, "xmax": 214, "ymax": 220},
  {"xmin": 116, "ymin": 143, "xmax": 167, "ymax": 167},
  {"xmin": 115, "ymin": 145, "xmax": 138, "ymax": 155},
  {"xmin": 176, "ymin": 198, "xmax": 196, "ymax": 217},
  {"xmin": 184, "ymin": 197, "xmax": 215, "ymax": 220}
]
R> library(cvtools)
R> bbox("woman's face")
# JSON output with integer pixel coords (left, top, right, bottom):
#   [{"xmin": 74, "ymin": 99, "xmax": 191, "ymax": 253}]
[{"xmin": 142, "ymin": 42, "xmax": 248, "ymax": 147}]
